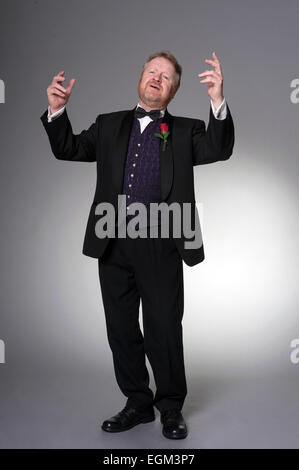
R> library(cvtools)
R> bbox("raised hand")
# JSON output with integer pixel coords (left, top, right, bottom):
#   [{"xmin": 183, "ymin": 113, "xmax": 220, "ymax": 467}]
[
  {"xmin": 46, "ymin": 71, "xmax": 76, "ymax": 114},
  {"xmin": 198, "ymin": 52, "xmax": 224, "ymax": 109}
]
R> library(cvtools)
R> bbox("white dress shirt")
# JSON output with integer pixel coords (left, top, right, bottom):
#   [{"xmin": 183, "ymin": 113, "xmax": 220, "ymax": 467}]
[{"xmin": 47, "ymin": 98, "xmax": 227, "ymax": 131}]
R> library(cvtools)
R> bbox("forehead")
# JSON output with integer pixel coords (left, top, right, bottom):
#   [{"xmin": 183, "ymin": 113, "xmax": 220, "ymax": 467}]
[{"xmin": 145, "ymin": 57, "xmax": 175, "ymax": 75}]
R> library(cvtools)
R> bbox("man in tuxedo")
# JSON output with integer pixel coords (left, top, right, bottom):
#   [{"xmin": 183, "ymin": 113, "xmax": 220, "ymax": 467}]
[{"xmin": 40, "ymin": 51, "xmax": 234, "ymax": 440}]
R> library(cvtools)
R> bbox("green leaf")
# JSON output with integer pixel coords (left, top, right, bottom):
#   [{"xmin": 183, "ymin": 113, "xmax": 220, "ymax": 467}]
[{"xmin": 154, "ymin": 133, "xmax": 163, "ymax": 140}]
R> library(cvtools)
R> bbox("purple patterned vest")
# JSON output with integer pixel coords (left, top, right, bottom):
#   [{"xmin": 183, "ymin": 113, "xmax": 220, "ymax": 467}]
[{"xmin": 121, "ymin": 116, "xmax": 163, "ymax": 226}]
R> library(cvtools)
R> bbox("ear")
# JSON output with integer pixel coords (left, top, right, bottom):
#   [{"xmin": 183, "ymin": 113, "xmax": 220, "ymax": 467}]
[{"xmin": 170, "ymin": 85, "xmax": 177, "ymax": 100}]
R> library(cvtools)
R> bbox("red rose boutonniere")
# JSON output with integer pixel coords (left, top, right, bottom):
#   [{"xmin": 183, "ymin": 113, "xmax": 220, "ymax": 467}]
[{"xmin": 154, "ymin": 123, "xmax": 170, "ymax": 151}]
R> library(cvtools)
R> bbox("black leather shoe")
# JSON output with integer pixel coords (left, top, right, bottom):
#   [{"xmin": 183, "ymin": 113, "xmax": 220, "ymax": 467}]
[
  {"xmin": 160, "ymin": 409, "xmax": 188, "ymax": 439},
  {"xmin": 101, "ymin": 405, "xmax": 155, "ymax": 433}
]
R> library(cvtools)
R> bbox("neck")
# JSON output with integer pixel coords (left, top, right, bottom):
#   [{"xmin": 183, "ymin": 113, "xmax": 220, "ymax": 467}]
[{"xmin": 138, "ymin": 100, "xmax": 165, "ymax": 112}]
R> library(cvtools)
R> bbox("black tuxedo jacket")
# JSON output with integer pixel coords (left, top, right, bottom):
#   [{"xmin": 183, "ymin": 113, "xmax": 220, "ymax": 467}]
[{"xmin": 40, "ymin": 103, "xmax": 235, "ymax": 266}]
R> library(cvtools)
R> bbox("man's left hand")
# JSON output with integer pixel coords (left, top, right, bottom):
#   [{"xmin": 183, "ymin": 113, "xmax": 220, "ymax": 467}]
[{"xmin": 198, "ymin": 51, "xmax": 224, "ymax": 109}]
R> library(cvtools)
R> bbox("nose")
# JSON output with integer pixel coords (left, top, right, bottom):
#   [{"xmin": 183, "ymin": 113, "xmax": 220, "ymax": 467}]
[{"xmin": 153, "ymin": 73, "xmax": 162, "ymax": 83}]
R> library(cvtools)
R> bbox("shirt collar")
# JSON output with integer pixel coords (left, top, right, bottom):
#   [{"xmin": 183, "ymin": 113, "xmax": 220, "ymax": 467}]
[{"xmin": 136, "ymin": 102, "xmax": 166, "ymax": 119}]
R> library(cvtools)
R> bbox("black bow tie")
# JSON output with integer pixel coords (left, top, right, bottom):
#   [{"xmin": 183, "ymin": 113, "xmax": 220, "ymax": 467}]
[{"xmin": 134, "ymin": 107, "xmax": 162, "ymax": 121}]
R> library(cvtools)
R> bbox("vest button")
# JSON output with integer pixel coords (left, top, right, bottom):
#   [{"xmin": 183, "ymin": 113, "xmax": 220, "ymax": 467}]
[
  {"xmin": 129, "ymin": 184, "xmax": 132, "ymax": 188},
  {"xmin": 137, "ymin": 143, "xmax": 141, "ymax": 147},
  {"xmin": 133, "ymin": 163, "xmax": 136, "ymax": 167},
  {"xmin": 130, "ymin": 174, "xmax": 134, "ymax": 178},
  {"xmin": 135, "ymin": 153, "xmax": 138, "ymax": 157}
]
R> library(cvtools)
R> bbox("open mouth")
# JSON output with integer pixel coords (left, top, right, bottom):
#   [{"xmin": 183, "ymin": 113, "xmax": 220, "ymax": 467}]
[{"xmin": 149, "ymin": 84, "xmax": 160, "ymax": 90}]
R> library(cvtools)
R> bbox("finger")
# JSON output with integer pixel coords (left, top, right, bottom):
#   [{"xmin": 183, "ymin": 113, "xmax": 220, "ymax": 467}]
[
  {"xmin": 52, "ymin": 85, "xmax": 66, "ymax": 95},
  {"xmin": 53, "ymin": 83, "xmax": 67, "ymax": 93},
  {"xmin": 66, "ymin": 78, "xmax": 76, "ymax": 93},
  {"xmin": 205, "ymin": 58, "xmax": 222, "ymax": 75},
  {"xmin": 211, "ymin": 52, "xmax": 221, "ymax": 68},
  {"xmin": 205, "ymin": 59, "xmax": 221, "ymax": 74},
  {"xmin": 54, "ymin": 71, "xmax": 65, "ymax": 82},
  {"xmin": 200, "ymin": 70, "xmax": 222, "ymax": 80},
  {"xmin": 200, "ymin": 77, "xmax": 217, "ymax": 84},
  {"xmin": 198, "ymin": 71, "xmax": 211, "ymax": 77},
  {"xmin": 51, "ymin": 89, "xmax": 66, "ymax": 98},
  {"xmin": 54, "ymin": 75, "xmax": 66, "ymax": 85},
  {"xmin": 199, "ymin": 74, "xmax": 221, "ymax": 84},
  {"xmin": 205, "ymin": 59, "xmax": 217, "ymax": 67}
]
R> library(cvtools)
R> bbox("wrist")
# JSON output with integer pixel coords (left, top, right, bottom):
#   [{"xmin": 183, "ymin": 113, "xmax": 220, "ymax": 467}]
[
  {"xmin": 211, "ymin": 97, "xmax": 224, "ymax": 110},
  {"xmin": 50, "ymin": 105, "xmax": 64, "ymax": 115}
]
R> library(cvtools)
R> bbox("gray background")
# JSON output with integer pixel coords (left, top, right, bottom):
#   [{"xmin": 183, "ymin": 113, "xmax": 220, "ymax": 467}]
[{"xmin": 1, "ymin": 0, "xmax": 299, "ymax": 448}]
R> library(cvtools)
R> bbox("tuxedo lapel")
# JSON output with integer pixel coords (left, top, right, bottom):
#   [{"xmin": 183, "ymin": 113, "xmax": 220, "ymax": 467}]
[
  {"xmin": 112, "ymin": 105, "xmax": 174, "ymax": 202},
  {"xmin": 159, "ymin": 108, "xmax": 174, "ymax": 202},
  {"xmin": 112, "ymin": 106, "xmax": 135, "ymax": 194}
]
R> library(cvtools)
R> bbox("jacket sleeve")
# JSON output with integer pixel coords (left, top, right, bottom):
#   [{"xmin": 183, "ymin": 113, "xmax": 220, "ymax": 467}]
[
  {"xmin": 192, "ymin": 102, "xmax": 235, "ymax": 166},
  {"xmin": 40, "ymin": 107, "xmax": 99, "ymax": 162}
]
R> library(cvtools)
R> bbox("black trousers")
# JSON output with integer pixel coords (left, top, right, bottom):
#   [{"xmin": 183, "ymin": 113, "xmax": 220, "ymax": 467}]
[{"xmin": 98, "ymin": 228, "xmax": 187, "ymax": 413}]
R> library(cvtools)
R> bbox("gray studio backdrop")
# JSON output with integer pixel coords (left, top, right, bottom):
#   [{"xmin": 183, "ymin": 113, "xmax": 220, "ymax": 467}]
[{"xmin": 1, "ymin": 0, "xmax": 299, "ymax": 449}]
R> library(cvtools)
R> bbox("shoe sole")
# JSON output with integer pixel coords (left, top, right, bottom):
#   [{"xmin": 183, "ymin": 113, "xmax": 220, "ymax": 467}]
[{"xmin": 101, "ymin": 414, "xmax": 155, "ymax": 433}]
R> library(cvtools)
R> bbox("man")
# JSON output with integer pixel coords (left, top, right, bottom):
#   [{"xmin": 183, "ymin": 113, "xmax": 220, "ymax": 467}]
[{"xmin": 40, "ymin": 51, "xmax": 235, "ymax": 440}]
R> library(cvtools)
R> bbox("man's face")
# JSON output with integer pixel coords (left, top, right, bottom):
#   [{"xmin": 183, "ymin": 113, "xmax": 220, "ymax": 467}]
[{"xmin": 137, "ymin": 57, "xmax": 178, "ymax": 110}]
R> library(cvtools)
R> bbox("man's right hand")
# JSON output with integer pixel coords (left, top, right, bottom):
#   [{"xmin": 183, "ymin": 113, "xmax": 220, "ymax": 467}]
[{"xmin": 46, "ymin": 71, "xmax": 76, "ymax": 114}]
